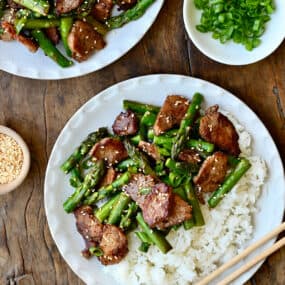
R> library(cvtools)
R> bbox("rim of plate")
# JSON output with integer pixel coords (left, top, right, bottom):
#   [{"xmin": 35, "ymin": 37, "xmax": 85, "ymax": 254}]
[
  {"xmin": 0, "ymin": 0, "xmax": 164, "ymax": 80},
  {"xmin": 183, "ymin": 0, "xmax": 285, "ymax": 65},
  {"xmin": 44, "ymin": 74, "xmax": 285, "ymax": 285}
]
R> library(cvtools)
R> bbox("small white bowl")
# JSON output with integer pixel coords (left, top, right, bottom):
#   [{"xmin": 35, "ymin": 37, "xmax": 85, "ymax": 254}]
[
  {"xmin": 183, "ymin": 0, "xmax": 285, "ymax": 65},
  {"xmin": 0, "ymin": 126, "xmax": 31, "ymax": 195}
]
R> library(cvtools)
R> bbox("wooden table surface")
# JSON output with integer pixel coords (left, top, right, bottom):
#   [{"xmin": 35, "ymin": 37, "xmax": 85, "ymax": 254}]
[{"xmin": 0, "ymin": 1, "xmax": 284, "ymax": 284}]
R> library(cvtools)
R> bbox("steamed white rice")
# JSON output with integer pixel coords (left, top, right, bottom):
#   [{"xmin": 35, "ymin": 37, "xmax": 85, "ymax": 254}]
[{"xmin": 104, "ymin": 112, "xmax": 267, "ymax": 285}]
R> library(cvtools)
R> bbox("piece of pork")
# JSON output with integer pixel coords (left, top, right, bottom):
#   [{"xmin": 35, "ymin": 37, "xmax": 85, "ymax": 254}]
[
  {"xmin": 99, "ymin": 167, "xmax": 117, "ymax": 187},
  {"xmin": 67, "ymin": 20, "xmax": 106, "ymax": 62},
  {"xmin": 141, "ymin": 183, "xmax": 173, "ymax": 228},
  {"xmin": 193, "ymin": 151, "xmax": 228, "ymax": 193},
  {"xmin": 112, "ymin": 110, "xmax": 139, "ymax": 136},
  {"xmin": 99, "ymin": 224, "xmax": 128, "ymax": 265},
  {"xmin": 55, "ymin": 0, "xmax": 84, "ymax": 14},
  {"xmin": 156, "ymin": 194, "xmax": 192, "ymax": 229},
  {"xmin": 74, "ymin": 206, "xmax": 104, "ymax": 244},
  {"xmin": 199, "ymin": 105, "xmax": 240, "ymax": 156},
  {"xmin": 138, "ymin": 141, "xmax": 161, "ymax": 161},
  {"xmin": 1, "ymin": 22, "xmax": 38, "ymax": 52},
  {"xmin": 153, "ymin": 95, "xmax": 190, "ymax": 136},
  {"xmin": 45, "ymin": 27, "xmax": 60, "ymax": 45},
  {"xmin": 92, "ymin": 0, "xmax": 113, "ymax": 22},
  {"xmin": 123, "ymin": 174, "xmax": 156, "ymax": 206},
  {"xmin": 90, "ymin": 137, "xmax": 128, "ymax": 166},
  {"xmin": 117, "ymin": 0, "xmax": 137, "ymax": 10},
  {"xmin": 178, "ymin": 149, "xmax": 201, "ymax": 164}
]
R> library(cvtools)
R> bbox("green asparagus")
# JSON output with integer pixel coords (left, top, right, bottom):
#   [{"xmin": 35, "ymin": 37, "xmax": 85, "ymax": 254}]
[
  {"xmin": 83, "ymin": 172, "xmax": 131, "ymax": 205},
  {"xmin": 31, "ymin": 29, "xmax": 73, "ymax": 68},
  {"xmin": 171, "ymin": 93, "xmax": 204, "ymax": 159},
  {"xmin": 107, "ymin": 0, "xmax": 156, "ymax": 29},
  {"xmin": 60, "ymin": 17, "xmax": 73, "ymax": 57},
  {"xmin": 61, "ymin": 127, "xmax": 109, "ymax": 174},
  {"xmin": 136, "ymin": 213, "xmax": 172, "ymax": 254},
  {"xmin": 123, "ymin": 99, "xmax": 160, "ymax": 114},
  {"xmin": 69, "ymin": 166, "xmax": 83, "ymax": 188},
  {"xmin": 208, "ymin": 158, "xmax": 251, "ymax": 208},
  {"xmin": 120, "ymin": 202, "xmax": 138, "ymax": 229},
  {"xmin": 16, "ymin": 19, "xmax": 60, "ymax": 29},
  {"xmin": 63, "ymin": 160, "xmax": 105, "ymax": 213},
  {"xmin": 95, "ymin": 194, "xmax": 121, "ymax": 223},
  {"xmin": 186, "ymin": 139, "xmax": 214, "ymax": 153},
  {"xmin": 13, "ymin": 0, "xmax": 49, "ymax": 15},
  {"xmin": 124, "ymin": 140, "xmax": 156, "ymax": 177},
  {"xmin": 184, "ymin": 181, "xmax": 205, "ymax": 227},
  {"xmin": 107, "ymin": 193, "xmax": 131, "ymax": 225}
]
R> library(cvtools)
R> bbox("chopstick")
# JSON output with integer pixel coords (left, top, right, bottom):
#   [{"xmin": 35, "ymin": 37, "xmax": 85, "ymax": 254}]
[{"xmin": 197, "ymin": 222, "xmax": 285, "ymax": 285}]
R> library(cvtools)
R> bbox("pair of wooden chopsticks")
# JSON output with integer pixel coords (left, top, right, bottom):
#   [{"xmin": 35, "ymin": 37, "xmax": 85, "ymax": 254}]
[{"xmin": 197, "ymin": 222, "xmax": 285, "ymax": 285}]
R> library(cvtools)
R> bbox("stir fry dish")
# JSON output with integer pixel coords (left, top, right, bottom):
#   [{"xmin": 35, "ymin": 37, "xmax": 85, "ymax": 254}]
[
  {"xmin": 60, "ymin": 93, "xmax": 251, "ymax": 265},
  {"xmin": 0, "ymin": 0, "xmax": 155, "ymax": 67}
]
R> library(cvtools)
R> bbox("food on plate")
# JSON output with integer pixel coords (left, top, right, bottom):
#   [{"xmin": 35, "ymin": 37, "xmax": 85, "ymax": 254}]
[
  {"xmin": 60, "ymin": 92, "xmax": 266, "ymax": 282},
  {"xmin": 193, "ymin": 0, "xmax": 274, "ymax": 51},
  {"xmin": 0, "ymin": 0, "xmax": 155, "ymax": 67}
]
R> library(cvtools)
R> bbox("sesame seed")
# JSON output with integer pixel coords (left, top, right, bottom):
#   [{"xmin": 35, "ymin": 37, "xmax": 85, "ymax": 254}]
[{"xmin": 0, "ymin": 133, "xmax": 23, "ymax": 184}]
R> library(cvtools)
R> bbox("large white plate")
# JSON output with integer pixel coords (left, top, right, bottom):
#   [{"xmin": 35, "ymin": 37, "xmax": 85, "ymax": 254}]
[
  {"xmin": 44, "ymin": 74, "xmax": 285, "ymax": 285},
  {"xmin": 183, "ymin": 0, "xmax": 285, "ymax": 65},
  {"xmin": 0, "ymin": 1, "xmax": 164, "ymax": 80}
]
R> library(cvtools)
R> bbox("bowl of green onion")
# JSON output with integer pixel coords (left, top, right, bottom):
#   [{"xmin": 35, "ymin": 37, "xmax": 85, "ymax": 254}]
[{"xmin": 183, "ymin": 0, "xmax": 285, "ymax": 65}]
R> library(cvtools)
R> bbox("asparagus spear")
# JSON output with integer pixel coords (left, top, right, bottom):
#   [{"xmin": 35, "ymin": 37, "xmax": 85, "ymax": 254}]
[
  {"xmin": 95, "ymin": 194, "xmax": 121, "ymax": 223},
  {"xmin": 171, "ymin": 93, "xmax": 204, "ymax": 159},
  {"xmin": 61, "ymin": 127, "xmax": 109, "ymax": 174},
  {"xmin": 123, "ymin": 99, "xmax": 160, "ymax": 114},
  {"xmin": 135, "ymin": 231, "xmax": 153, "ymax": 253},
  {"xmin": 165, "ymin": 158, "xmax": 200, "ymax": 175},
  {"xmin": 60, "ymin": 17, "xmax": 73, "ymax": 57},
  {"xmin": 107, "ymin": 192, "xmax": 131, "ymax": 225},
  {"xmin": 208, "ymin": 158, "xmax": 251, "ymax": 208},
  {"xmin": 184, "ymin": 180, "xmax": 205, "ymax": 227},
  {"xmin": 63, "ymin": 160, "xmax": 105, "ymax": 213},
  {"xmin": 186, "ymin": 139, "xmax": 214, "ymax": 153},
  {"xmin": 136, "ymin": 213, "xmax": 172, "ymax": 254},
  {"xmin": 120, "ymin": 202, "xmax": 138, "ymax": 230},
  {"xmin": 31, "ymin": 29, "xmax": 73, "ymax": 68},
  {"xmin": 85, "ymin": 16, "xmax": 109, "ymax": 36},
  {"xmin": 107, "ymin": 0, "xmax": 155, "ymax": 29},
  {"xmin": 141, "ymin": 111, "xmax": 157, "ymax": 127},
  {"xmin": 116, "ymin": 158, "xmax": 138, "ymax": 172},
  {"xmin": 124, "ymin": 140, "xmax": 156, "ymax": 177},
  {"xmin": 69, "ymin": 166, "xmax": 83, "ymax": 188},
  {"xmin": 16, "ymin": 19, "xmax": 60, "ymax": 29},
  {"xmin": 13, "ymin": 0, "xmax": 50, "ymax": 15},
  {"xmin": 83, "ymin": 172, "xmax": 131, "ymax": 205}
]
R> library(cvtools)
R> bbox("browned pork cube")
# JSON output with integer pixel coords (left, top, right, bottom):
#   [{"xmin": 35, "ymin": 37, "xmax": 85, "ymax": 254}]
[
  {"xmin": 99, "ymin": 224, "xmax": 128, "ymax": 265},
  {"xmin": 92, "ymin": 0, "xmax": 114, "ymax": 22},
  {"xmin": 112, "ymin": 110, "xmax": 139, "ymax": 136},
  {"xmin": 199, "ymin": 105, "xmax": 240, "ymax": 156},
  {"xmin": 153, "ymin": 95, "xmax": 190, "ymax": 135},
  {"xmin": 68, "ymin": 20, "xmax": 106, "ymax": 62},
  {"xmin": 193, "ymin": 151, "xmax": 228, "ymax": 193},
  {"xmin": 56, "ymin": 0, "xmax": 84, "ymax": 14},
  {"xmin": 90, "ymin": 137, "xmax": 128, "ymax": 165},
  {"xmin": 156, "ymin": 195, "xmax": 192, "ymax": 229}
]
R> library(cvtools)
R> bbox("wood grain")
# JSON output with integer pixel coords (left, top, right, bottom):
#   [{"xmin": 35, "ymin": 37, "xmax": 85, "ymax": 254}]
[{"xmin": 0, "ymin": 0, "xmax": 284, "ymax": 284}]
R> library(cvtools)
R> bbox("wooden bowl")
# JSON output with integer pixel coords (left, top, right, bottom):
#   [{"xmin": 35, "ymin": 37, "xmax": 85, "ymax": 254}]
[{"xmin": 0, "ymin": 126, "xmax": 30, "ymax": 195}]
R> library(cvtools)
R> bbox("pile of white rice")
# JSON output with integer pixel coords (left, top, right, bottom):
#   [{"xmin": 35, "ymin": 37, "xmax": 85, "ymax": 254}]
[{"xmin": 104, "ymin": 112, "xmax": 267, "ymax": 285}]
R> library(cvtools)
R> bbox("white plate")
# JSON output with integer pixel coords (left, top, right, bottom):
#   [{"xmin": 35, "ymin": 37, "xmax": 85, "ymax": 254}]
[
  {"xmin": 44, "ymin": 74, "xmax": 285, "ymax": 285},
  {"xmin": 183, "ymin": 0, "xmax": 285, "ymax": 65},
  {"xmin": 0, "ymin": 1, "xmax": 164, "ymax": 80}
]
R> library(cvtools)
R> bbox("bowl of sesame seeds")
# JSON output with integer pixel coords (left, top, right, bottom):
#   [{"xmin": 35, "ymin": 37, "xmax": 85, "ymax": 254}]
[{"xmin": 0, "ymin": 125, "xmax": 30, "ymax": 194}]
